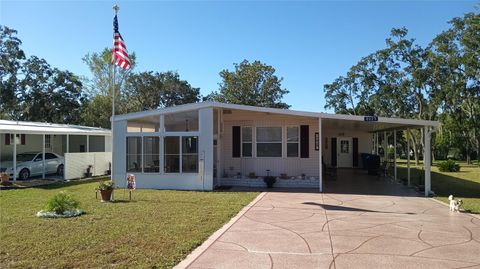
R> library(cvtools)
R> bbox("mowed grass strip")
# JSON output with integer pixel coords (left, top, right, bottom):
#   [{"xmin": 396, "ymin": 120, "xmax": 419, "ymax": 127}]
[
  {"xmin": 396, "ymin": 160, "xmax": 480, "ymax": 214},
  {"xmin": 0, "ymin": 179, "xmax": 258, "ymax": 268}
]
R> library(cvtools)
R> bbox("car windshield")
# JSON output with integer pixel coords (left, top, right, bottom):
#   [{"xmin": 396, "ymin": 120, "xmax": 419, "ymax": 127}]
[{"xmin": 16, "ymin": 153, "xmax": 37, "ymax": 162}]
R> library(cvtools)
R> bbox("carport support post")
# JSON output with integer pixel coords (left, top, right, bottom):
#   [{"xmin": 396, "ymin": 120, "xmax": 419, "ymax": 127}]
[
  {"xmin": 383, "ymin": 131, "xmax": 387, "ymax": 162},
  {"xmin": 375, "ymin": 132, "xmax": 379, "ymax": 155},
  {"xmin": 13, "ymin": 133, "xmax": 17, "ymax": 182},
  {"xmin": 66, "ymin": 134, "xmax": 69, "ymax": 153},
  {"xmin": 86, "ymin": 135, "xmax": 90, "ymax": 152},
  {"xmin": 394, "ymin": 130, "xmax": 397, "ymax": 182},
  {"xmin": 318, "ymin": 117, "xmax": 323, "ymax": 192},
  {"xmin": 42, "ymin": 134, "xmax": 46, "ymax": 179},
  {"xmin": 407, "ymin": 129, "xmax": 411, "ymax": 186},
  {"xmin": 424, "ymin": 127, "xmax": 432, "ymax": 197}
]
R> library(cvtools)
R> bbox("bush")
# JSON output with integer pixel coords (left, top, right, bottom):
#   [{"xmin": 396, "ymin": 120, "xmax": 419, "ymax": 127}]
[
  {"xmin": 438, "ymin": 160, "xmax": 460, "ymax": 172},
  {"xmin": 44, "ymin": 191, "xmax": 80, "ymax": 214}
]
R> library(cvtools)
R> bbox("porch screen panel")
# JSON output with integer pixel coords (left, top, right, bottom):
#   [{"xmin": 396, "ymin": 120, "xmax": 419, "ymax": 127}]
[
  {"xmin": 143, "ymin": 137, "xmax": 160, "ymax": 173},
  {"xmin": 182, "ymin": 136, "xmax": 198, "ymax": 173},
  {"xmin": 164, "ymin": 137, "xmax": 180, "ymax": 173},
  {"xmin": 256, "ymin": 127, "xmax": 282, "ymax": 157},
  {"xmin": 126, "ymin": 137, "xmax": 142, "ymax": 172}
]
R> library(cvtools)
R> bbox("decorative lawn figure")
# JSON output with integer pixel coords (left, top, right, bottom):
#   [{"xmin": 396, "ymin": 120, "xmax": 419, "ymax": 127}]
[
  {"xmin": 36, "ymin": 191, "xmax": 83, "ymax": 218},
  {"xmin": 126, "ymin": 174, "xmax": 136, "ymax": 200}
]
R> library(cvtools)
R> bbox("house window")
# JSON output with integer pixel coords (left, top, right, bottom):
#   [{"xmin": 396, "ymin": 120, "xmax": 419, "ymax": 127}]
[
  {"xmin": 164, "ymin": 136, "xmax": 180, "ymax": 173},
  {"xmin": 242, "ymin": 127, "xmax": 252, "ymax": 157},
  {"xmin": 126, "ymin": 137, "xmax": 142, "ymax": 172},
  {"xmin": 256, "ymin": 127, "xmax": 282, "ymax": 157},
  {"xmin": 182, "ymin": 136, "xmax": 198, "ymax": 173},
  {"xmin": 287, "ymin": 127, "xmax": 299, "ymax": 157},
  {"xmin": 143, "ymin": 137, "xmax": 159, "ymax": 173}
]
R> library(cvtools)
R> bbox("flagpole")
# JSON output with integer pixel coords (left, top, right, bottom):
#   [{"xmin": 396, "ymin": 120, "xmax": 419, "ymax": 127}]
[{"xmin": 111, "ymin": 4, "xmax": 119, "ymax": 182}]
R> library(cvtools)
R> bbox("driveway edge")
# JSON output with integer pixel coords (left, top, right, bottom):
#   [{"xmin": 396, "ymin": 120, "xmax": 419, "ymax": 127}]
[{"xmin": 174, "ymin": 191, "xmax": 267, "ymax": 269}]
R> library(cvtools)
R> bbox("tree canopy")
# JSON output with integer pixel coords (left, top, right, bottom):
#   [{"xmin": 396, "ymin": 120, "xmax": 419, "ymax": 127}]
[
  {"xmin": 0, "ymin": 26, "xmax": 84, "ymax": 124},
  {"xmin": 323, "ymin": 12, "xmax": 480, "ymax": 163},
  {"xmin": 209, "ymin": 60, "xmax": 290, "ymax": 109}
]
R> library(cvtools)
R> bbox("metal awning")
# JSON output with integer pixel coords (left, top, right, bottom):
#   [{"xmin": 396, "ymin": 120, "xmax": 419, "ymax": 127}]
[{"xmin": 0, "ymin": 120, "xmax": 111, "ymax": 136}]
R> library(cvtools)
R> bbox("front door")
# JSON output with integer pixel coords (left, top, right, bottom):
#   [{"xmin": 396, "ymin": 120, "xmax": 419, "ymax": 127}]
[{"xmin": 337, "ymin": 137, "xmax": 353, "ymax": 167}]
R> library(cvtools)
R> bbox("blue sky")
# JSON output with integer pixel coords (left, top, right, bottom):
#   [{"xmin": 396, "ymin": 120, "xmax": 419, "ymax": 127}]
[{"xmin": 1, "ymin": 1, "xmax": 477, "ymax": 112}]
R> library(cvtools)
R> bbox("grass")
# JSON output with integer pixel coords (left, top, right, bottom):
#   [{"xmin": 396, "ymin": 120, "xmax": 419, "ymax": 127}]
[
  {"xmin": 395, "ymin": 160, "xmax": 480, "ymax": 214},
  {"xmin": 0, "ymin": 179, "xmax": 258, "ymax": 268}
]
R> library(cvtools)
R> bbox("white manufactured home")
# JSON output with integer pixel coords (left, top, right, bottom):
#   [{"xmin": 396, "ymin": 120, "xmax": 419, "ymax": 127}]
[{"xmin": 112, "ymin": 102, "xmax": 439, "ymax": 196}]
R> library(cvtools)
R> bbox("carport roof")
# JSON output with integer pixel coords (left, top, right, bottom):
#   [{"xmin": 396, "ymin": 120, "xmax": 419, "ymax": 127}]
[
  {"xmin": 0, "ymin": 120, "xmax": 111, "ymax": 136},
  {"xmin": 113, "ymin": 101, "xmax": 439, "ymax": 132}
]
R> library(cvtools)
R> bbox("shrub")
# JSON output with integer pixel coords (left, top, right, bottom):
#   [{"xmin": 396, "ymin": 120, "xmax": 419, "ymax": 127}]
[
  {"xmin": 438, "ymin": 160, "xmax": 460, "ymax": 172},
  {"xmin": 44, "ymin": 191, "xmax": 80, "ymax": 214}
]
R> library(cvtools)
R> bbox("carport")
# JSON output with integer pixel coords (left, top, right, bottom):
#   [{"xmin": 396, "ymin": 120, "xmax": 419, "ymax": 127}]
[
  {"xmin": 319, "ymin": 114, "xmax": 439, "ymax": 196},
  {"xmin": 0, "ymin": 120, "xmax": 111, "ymax": 181}
]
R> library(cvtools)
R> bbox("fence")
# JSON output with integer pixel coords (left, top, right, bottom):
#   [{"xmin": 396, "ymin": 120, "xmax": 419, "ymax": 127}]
[{"xmin": 64, "ymin": 152, "xmax": 112, "ymax": 180}]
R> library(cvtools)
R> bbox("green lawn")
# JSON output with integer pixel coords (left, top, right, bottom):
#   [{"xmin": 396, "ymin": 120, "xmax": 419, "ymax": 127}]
[
  {"xmin": 396, "ymin": 160, "xmax": 480, "ymax": 214},
  {"xmin": 0, "ymin": 179, "xmax": 258, "ymax": 268}
]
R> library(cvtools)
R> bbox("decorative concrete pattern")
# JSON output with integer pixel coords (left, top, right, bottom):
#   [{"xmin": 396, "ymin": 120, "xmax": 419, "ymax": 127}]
[{"xmin": 184, "ymin": 170, "xmax": 480, "ymax": 269}]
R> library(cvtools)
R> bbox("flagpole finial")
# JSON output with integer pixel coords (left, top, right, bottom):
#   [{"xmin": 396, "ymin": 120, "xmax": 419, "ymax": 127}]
[{"xmin": 113, "ymin": 4, "xmax": 120, "ymax": 14}]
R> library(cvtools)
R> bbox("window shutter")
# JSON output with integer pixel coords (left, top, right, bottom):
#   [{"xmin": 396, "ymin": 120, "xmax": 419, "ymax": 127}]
[
  {"xmin": 21, "ymin": 134, "xmax": 26, "ymax": 145},
  {"xmin": 353, "ymin": 137, "xmax": 358, "ymax": 167},
  {"xmin": 300, "ymin": 125, "xmax": 309, "ymax": 158},
  {"xmin": 5, "ymin": 134, "xmax": 10, "ymax": 145},
  {"xmin": 331, "ymin": 138, "xmax": 337, "ymax": 167},
  {"xmin": 232, "ymin": 126, "xmax": 241, "ymax": 158}
]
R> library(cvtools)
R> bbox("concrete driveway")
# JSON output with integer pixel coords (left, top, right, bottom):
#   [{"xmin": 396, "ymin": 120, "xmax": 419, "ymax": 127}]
[{"xmin": 178, "ymin": 171, "xmax": 480, "ymax": 269}]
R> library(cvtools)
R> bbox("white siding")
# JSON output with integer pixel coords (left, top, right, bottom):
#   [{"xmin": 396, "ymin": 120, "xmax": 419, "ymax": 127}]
[
  {"xmin": 64, "ymin": 152, "xmax": 112, "ymax": 180},
  {"xmin": 222, "ymin": 111, "xmax": 319, "ymax": 178},
  {"xmin": 221, "ymin": 110, "xmax": 373, "ymax": 179}
]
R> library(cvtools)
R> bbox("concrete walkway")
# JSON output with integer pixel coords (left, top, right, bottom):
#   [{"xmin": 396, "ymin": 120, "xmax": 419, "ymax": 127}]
[{"xmin": 179, "ymin": 171, "xmax": 480, "ymax": 269}]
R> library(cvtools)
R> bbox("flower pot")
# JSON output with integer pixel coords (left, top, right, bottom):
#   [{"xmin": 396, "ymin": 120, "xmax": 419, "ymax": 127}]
[
  {"xmin": 0, "ymin": 174, "xmax": 9, "ymax": 182},
  {"xmin": 100, "ymin": 189, "xmax": 113, "ymax": 202}
]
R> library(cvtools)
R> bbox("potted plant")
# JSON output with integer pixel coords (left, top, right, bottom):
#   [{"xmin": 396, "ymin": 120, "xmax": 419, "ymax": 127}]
[
  {"xmin": 98, "ymin": 180, "xmax": 114, "ymax": 202},
  {"xmin": 1, "ymin": 172, "xmax": 9, "ymax": 182},
  {"xmin": 248, "ymin": 172, "xmax": 256, "ymax": 179},
  {"xmin": 280, "ymin": 173, "xmax": 288, "ymax": 179},
  {"xmin": 0, "ymin": 172, "xmax": 11, "ymax": 186},
  {"xmin": 263, "ymin": 176, "xmax": 276, "ymax": 188},
  {"xmin": 85, "ymin": 165, "xmax": 93, "ymax": 178}
]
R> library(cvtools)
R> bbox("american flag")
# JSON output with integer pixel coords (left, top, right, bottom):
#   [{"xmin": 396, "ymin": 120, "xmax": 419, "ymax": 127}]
[{"xmin": 112, "ymin": 14, "xmax": 131, "ymax": 70}]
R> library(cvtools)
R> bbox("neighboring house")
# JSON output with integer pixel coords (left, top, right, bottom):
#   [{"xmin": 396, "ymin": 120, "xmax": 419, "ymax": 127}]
[
  {"xmin": 112, "ymin": 102, "xmax": 439, "ymax": 196},
  {"xmin": 0, "ymin": 120, "xmax": 111, "ymax": 180}
]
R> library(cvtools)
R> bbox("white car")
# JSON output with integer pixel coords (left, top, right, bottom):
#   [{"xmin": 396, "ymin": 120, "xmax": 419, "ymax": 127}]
[{"xmin": 1, "ymin": 152, "xmax": 64, "ymax": 180}]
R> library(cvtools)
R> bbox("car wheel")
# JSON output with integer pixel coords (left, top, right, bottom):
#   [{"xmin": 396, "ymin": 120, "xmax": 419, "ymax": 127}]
[
  {"xmin": 57, "ymin": 164, "xmax": 64, "ymax": 176},
  {"xmin": 19, "ymin": 168, "xmax": 30, "ymax": 180}
]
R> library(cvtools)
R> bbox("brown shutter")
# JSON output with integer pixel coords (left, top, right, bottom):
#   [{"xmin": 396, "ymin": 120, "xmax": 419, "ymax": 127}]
[
  {"xmin": 331, "ymin": 138, "xmax": 337, "ymax": 167},
  {"xmin": 5, "ymin": 134, "xmax": 10, "ymax": 145},
  {"xmin": 353, "ymin": 137, "xmax": 359, "ymax": 167},
  {"xmin": 21, "ymin": 134, "xmax": 26, "ymax": 145},
  {"xmin": 300, "ymin": 125, "xmax": 309, "ymax": 158},
  {"xmin": 232, "ymin": 126, "xmax": 241, "ymax": 158}
]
